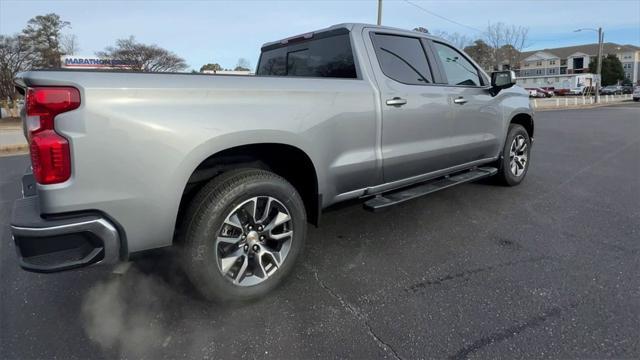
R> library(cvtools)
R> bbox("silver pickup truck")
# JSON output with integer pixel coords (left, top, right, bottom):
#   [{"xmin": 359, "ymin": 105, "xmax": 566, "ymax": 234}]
[{"xmin": 10, "ymin": 23, "xmax": 533, "ymax": 301}]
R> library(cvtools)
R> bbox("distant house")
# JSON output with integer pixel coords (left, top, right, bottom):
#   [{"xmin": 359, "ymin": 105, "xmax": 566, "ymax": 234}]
[{"xmin": 516, "ymin": 43, "xmax": 640, "ymax": 85}]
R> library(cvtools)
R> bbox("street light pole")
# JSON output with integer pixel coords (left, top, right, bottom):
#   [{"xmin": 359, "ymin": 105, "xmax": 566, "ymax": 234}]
[
  {"xmin": 575, "ymin": 27, "xmax": 604, "ymax": 103},
  {"xmin": 377, "ymin": 0, "xmax": 382, "ymax": 25},
  {"xmin": 595, "ymin": 27, "xmax": 603, "ymax": 103}
]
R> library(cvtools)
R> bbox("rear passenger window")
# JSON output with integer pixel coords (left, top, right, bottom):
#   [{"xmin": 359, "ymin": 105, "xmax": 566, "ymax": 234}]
[
  {"xmin": 257, "ymin": 33, "xmax": 357, "ymax": 78},
  {"xmin": 433, "ymin": 42, "xmax": 482, "ymax": 86},
  {"xmin": 371, "ymin": 33, "xmax": 433, "ymax": 85},
  {"xmin": 258, "ymin": 47, "xmax": 286, "ymax": 76}
]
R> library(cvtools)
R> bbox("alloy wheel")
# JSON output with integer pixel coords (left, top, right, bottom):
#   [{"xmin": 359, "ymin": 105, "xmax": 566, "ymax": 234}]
[
  {"xmin": 215, "ymin": 196, "xmax": 293, "ymax": 286},
  {"xmin": 509, "ymin": 134, "xmax": 528, "ymax": 177}
]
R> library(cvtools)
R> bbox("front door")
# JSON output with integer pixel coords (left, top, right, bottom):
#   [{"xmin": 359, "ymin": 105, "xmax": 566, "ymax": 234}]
[
  {"xmin": 365, "ymin": 30, "xmax": 455, "ymax": 183},
  {"xmin": 430, "ymin": 41, "xmax": 502, "ymax": 165}
]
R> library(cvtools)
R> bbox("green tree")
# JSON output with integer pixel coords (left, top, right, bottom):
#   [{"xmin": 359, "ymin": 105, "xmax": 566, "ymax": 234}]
[
  {"xmin": 200, "ymin": 63, "xmax": 222, "ymax": 72},
  {"xmin": 464, "ymin": 40, "xmax": 493, "ymax": 71},
  {"xmin": 589, "ymin": 54, "xmax": 625, "ymax": 86},
  {"xmin": 21, "ymin": 13, "xmax": 69, "ymax": 68}
]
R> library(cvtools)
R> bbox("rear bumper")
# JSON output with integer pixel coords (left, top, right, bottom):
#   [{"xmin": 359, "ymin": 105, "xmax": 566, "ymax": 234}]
[{"xmin": 10, "ymin": 175, "xmax": 121, "ymax": 273}]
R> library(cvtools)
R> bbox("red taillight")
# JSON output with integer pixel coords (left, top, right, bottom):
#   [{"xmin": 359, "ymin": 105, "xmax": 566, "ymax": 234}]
[{"xmin": 26, "ymin": 87, "xmax": 80, "ymax": 184}]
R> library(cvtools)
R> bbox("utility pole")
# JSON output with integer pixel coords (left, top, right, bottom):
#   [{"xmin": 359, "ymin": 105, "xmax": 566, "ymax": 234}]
[
  {"xmin": 377, "ymin": 0, "xmax": 382, "ymax": 25},
  {"xmin": 575, "ymin": 27, "xmax": 604, "ymax": 103},
  {"xmin": 595, "ymin": 27, "xmax": 603, "ymax": 103}
]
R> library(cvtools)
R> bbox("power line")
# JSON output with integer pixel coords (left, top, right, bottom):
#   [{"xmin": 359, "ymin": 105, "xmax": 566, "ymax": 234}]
[{"xmin": 401, "ymin": 0, "xmax": 484, "ymax": 33}]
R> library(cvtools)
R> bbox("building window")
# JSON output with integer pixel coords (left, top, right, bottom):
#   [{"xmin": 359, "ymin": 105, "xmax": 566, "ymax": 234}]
[
  {"xmin": 550, "ymin": 60, "xmax": 556, "ymax": 65},
  {"xmin": 549, "ymin": 68, "xmax": 556, "ymax": 74},
  {"xmin": 536, "ymin": 69, "xmax": 542, "ymax": 75},
  {"xmin": 560, "ymin": 59, "xmax": 567, "ymax": 66},
  {"xmin": 536, "ymin": 61, "xmax": 542, "ymax": 66}
]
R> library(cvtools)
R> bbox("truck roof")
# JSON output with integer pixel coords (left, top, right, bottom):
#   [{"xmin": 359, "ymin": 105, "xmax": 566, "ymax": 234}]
[{"xmin": 260, "ymin": 23, "xmax": 442, "ymax": 51}]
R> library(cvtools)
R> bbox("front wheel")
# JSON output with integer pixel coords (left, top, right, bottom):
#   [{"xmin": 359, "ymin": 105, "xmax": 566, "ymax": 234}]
[
  {"xmin": 181, "ymin": 168, "xmax": 307, "ymax": 302},
  {"xmin": 493, "ymin": 124, "xmax": 531, "ymax": 186}
]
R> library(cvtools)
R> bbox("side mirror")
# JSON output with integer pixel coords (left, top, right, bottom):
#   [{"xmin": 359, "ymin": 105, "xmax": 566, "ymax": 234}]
[{"xmin": 490, "ymin": 70, "xmax": 516, "ymax": 95}]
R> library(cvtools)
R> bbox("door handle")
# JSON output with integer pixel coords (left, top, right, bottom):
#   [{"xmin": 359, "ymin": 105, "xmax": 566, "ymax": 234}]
[
  {"xmin": 386, "ymin": 97, "xmax": 407, "ymax": 106},
  {"xmin": 453, "ymin": 97, "xmax": 467, "ymax": 105}
]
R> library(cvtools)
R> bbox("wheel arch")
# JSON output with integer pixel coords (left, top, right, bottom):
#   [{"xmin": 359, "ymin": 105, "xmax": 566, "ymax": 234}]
[
  {"xmin": 176, "ymin": 142, "xmax": 321, "ymax": 236},
  {"xmin": 510, "ymin": 112, "xmax": 534, "ymax": 140}
]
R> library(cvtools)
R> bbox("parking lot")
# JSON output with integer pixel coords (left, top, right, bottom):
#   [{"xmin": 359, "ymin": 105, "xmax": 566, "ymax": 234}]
[{"xmin": 1, "ymin": 103, "xmax": 639, "ymax": 359}]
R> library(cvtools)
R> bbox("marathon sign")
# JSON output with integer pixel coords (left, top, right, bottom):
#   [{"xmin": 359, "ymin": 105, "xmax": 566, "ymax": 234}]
[{"xmin": 61, "ymin": 56, "xmax": 134, "ymax": 69}]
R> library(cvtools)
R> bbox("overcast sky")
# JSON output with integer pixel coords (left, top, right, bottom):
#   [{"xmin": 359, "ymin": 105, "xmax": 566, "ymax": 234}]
[{"xmin": 1, "ymin": 0, "xmax": 639, "ymax": 71}]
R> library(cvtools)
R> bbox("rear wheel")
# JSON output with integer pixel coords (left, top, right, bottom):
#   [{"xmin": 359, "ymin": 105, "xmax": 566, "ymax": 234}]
[
  {"xmin": 181, "ymin": 168, "xmax": 306, "ymax": 302},
  {"xmin": 493, "ymin": 124, "xmax": 531, "ymax": 186}
]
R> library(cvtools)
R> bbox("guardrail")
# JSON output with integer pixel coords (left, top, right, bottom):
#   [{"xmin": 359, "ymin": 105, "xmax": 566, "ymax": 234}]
[{"xmin": 531, "ymin": 94, "xmax": 634, "ymax": 109}]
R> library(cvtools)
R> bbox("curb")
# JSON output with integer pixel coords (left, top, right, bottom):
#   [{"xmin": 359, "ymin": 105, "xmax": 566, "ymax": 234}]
[
  {"xmin": 0, "ymin": 143, "xmax": 29, "ymax": 156},
  {"xmin": 534, "ymin": 100, "xmax": 635, "ymax": 112}
]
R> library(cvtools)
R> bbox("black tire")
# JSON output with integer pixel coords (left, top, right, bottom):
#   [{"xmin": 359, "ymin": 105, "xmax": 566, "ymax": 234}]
[
  {"xmin": 181, "ymin": 168, "xmax": 307, "ymax": 302},
  {"xmin": 493, "ymin": 124, "xmax": 531, "ymax": 186}
]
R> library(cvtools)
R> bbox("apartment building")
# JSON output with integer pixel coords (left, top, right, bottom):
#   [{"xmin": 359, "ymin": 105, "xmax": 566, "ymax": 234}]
[{"xmin": 517, "ymin": 43, "xmax": 640, "ymax": 85}]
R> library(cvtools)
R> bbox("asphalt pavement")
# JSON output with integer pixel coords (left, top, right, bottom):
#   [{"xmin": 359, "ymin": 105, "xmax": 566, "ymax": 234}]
[{"xmin": 1, "ymin": 103, "xmax": 639, "ymax": 359}]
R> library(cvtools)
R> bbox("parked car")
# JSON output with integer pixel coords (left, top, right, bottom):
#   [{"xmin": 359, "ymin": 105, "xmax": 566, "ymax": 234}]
[
  {"xmin": 525, "ymin": 88, "xmax": 540, "ymax": 97},
  {"xmin": 554, "ymin": 88, "xmax": 571, "ymax": 96},
  {"xmin": 567, "ymin": 87, "xmax": 585, "ymax": 95},
  {"xmin": 633, "ymin": 87, "xmax": 640, "ymax": 101},
  {"xmin": 10, "ymin": 23, "xmax": 534, "ymax": 302},
  {"xmin": 534, "ymin": 88, "xmax": 554, "ymax": 98},
  {"xmin": 600, "ymin": 85, "xmax": 624, "ymax": 95},
  {"xmin": 525, "ymin": 88, "xmax": 552, "ymax": 98},
  {"xmin": 622, "ymin": 85, "xmax": 633, "ymax": 94},
  {"xmin": 540, "ymin": 86, "xmax": 555, "ymax": 92}
]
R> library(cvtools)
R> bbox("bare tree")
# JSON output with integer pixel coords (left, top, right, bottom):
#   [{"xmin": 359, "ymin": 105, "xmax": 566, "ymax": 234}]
[
  {"xmin": 433, "ymin": 30, "xmax": 473, "ymax": 49},
  {"xmin": 484, "ymin": 22, "xmax": 529, "ymax": 70},
  {"xmin": 61, "ymin": 34, "xmax": 80, "ymax": 55},
  {"xmin": 97, "ymin": 36, "xmax": 187, "ymax": 72},
  {"xmin": 234, "ymin": 58, "xmax": 251, "ymax": 71},
  {"xmin": 0, "ymin": 34, "xmax": 35, "ymax": 100}
]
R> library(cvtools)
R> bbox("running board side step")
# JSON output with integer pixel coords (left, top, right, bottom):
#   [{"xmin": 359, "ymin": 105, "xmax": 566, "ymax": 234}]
[{"xmin": 363, "ymin": 167, "xmax": 498, "ymax": 212}]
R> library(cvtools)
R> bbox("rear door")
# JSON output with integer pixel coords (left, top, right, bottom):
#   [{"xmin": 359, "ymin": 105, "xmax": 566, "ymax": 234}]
[
  {"xmin": 364, "ymin": 30, "xmax": 455, "ymax": 183},
  {"xmin": 430, "ymin": 41, "xmax": 502, "ymax": 166}
]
